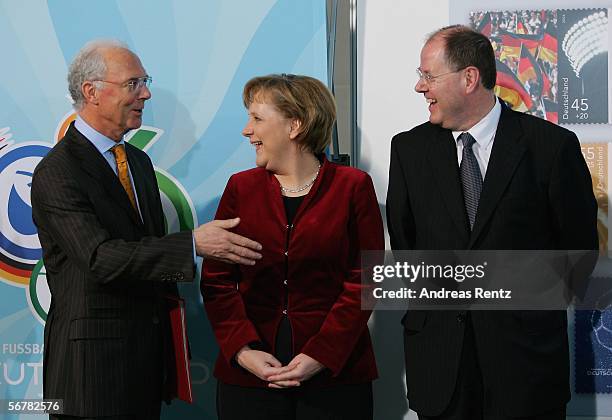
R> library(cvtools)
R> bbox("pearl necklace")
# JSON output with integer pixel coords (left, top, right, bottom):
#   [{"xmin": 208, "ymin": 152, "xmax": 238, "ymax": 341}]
[{"xmin": 280, "ymin": 163, "xmax": 321, "ymax": 194}]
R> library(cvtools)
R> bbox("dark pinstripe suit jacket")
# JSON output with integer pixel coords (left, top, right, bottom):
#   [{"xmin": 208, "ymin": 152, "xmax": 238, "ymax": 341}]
[
  {"xmin": 31, "ymin": 123, "xmax": 195, "ymax": 417},
  {"xmin": 386, "ymin": 103, "xmax": 598, "ymax": 417}
]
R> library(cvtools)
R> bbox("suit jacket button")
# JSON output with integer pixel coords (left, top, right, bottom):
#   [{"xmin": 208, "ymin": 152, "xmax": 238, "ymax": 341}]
[{"xmin": 456, "ymin": 314, "xmax": 465, "ymax": 324}]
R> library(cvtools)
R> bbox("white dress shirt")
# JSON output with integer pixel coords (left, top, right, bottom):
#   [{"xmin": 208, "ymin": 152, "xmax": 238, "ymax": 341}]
[{"xmin": 452, "ymin": 98, "xmax": 502, "ymax": 179}]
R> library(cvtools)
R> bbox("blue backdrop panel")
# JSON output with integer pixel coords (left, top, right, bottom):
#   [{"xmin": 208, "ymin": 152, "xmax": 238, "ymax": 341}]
[{"xmin": 0, "ymin": 1, "xmax": 327, "ymax": 418}]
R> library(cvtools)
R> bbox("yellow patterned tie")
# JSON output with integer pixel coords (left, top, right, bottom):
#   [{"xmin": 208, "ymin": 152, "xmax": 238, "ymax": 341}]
[{"xmin": 111, "ymin": 144, "xmax": 138, "ymax": 212}]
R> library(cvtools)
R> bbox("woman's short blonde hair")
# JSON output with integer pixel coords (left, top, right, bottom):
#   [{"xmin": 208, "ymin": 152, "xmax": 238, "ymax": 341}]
[{"xmin": 243, "ymin": 74, "xmax": 336, "ymax": 154}]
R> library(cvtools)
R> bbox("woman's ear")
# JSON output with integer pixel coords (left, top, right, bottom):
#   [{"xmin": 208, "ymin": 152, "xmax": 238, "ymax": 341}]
[{"xmin": 289, "ymin": 118, "xmax": 302, "ymax": 140}]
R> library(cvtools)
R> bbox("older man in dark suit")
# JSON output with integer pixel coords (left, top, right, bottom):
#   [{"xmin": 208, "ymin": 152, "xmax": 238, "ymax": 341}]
[
  {"xmin": 31, "ymin": 40, "xmax": 262, "ymax": 419},
  {"xmin": 386, "ymin": 25, "xmax": 597, "ymax": 420}
]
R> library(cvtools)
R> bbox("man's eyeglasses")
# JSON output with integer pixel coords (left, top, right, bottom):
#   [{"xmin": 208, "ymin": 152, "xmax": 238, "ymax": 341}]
[
  {"xmin": 95, "ymin": 76, "xmax": 152, "ymax": 92},
  {"xmin": 416, "ymin": 68, "xmax": 464, "ymax": 84}
]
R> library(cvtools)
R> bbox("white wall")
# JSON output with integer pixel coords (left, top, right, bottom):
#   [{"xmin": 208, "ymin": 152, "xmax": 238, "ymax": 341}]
[
  {"xmin": 358, "ymin": 2, "xmax": 449, "ymax": 418},
  {"xmin": 358, "ymin": 0, "xmax": 449, "ymax": 206}
]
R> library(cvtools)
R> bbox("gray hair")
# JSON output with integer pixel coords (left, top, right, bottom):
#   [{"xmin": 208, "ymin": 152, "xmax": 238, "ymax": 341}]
[{"xmin": 67, "ymin": 39, "xmax": 131, "ymax": 110}]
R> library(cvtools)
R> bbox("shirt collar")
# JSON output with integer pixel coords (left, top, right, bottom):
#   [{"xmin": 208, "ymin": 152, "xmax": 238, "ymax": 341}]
[
  {"xmin": 452, "ymin": 97, "xmax": 501, "ymax": 147},
  {"xmin": 74, "ymin": 115, "xmax": 124, "ymax": 154}
]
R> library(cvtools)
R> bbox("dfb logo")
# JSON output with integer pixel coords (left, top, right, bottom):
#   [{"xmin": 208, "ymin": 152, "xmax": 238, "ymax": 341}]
[{"xmin": 0, "ymin": 142, "xmax": 51, "ymax": 286}]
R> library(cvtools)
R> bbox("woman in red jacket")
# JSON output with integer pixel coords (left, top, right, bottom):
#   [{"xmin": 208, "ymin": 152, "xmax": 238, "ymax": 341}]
[{"xmin": 201, "ymin": 74, "xmax": 384, "ymax": 420}]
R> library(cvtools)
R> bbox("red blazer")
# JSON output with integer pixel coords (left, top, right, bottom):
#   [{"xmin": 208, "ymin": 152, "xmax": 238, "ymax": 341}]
[{"xmin": 201, "ymin": 156, "xmax": 384, "ymax": 387}]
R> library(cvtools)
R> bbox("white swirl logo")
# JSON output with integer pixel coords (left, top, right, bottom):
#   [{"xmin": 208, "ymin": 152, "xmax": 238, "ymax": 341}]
[{"xmin": 0, "ymin": 142, "xmax": 51, "ymax": 286}]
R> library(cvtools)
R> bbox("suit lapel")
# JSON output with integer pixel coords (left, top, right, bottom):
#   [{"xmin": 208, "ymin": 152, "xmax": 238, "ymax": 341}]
[
  {"xmin": 65, "ymin": 124, "xmax": 143, "ymax": 227},
  {"xmin": 427, "ymin": 127, "xmax": 470, "ymax": 236},
  {"xmin": 469, "ymin": 106, "xmax": 526, "ymax": 247},
  {"xmin": 125, "ymin": 145, "xmax": 159, "ymax": 235}
]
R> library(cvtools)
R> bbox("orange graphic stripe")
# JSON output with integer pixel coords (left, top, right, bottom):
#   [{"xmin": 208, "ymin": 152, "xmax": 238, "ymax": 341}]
[
  {"xmin": 0, "ymin": 268, "xmax": 29, "ymax": 284},
  {"xmin": 57, "ymin": 113, "xmax": 77, "ymax": 143}
]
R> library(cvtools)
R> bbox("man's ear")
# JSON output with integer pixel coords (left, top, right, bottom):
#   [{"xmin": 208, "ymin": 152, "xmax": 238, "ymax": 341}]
[
  {"xmin": 289, "ymin": 118, "xmax": 303, "ymax": 140},
  {"xmin": 81, "ymin": 81, "xmax": 99, "ymax": 106},
  {"xmin": 464, "ymin": 67, "xmax": 481, "ymax": 94}
]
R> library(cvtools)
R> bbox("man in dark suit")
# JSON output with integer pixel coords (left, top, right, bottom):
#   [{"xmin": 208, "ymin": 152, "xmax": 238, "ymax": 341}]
[
  {"xmin": 31, "ymin": 40, "xmax": 262, "ymax": 419},
  {"xmin": 386, "ymin": 25, "xmax": 598, "ymax": 420}
]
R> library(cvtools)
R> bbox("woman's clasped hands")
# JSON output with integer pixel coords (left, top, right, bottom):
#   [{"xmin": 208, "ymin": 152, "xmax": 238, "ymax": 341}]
[{"xmin": 235, "ymin": 346, "xmax": 324, "ymax": 388}]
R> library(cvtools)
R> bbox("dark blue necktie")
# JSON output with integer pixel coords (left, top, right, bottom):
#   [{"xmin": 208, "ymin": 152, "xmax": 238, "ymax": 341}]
[{"xmin": 459, "ymin": 132, "xmax": 482, "ymax": 230}]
